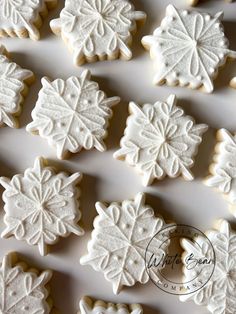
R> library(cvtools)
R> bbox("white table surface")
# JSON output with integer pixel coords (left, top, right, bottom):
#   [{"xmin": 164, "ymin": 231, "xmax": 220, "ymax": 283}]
[{"xmin": 0, "ymin": 0, "xmax": 236, "ymax": 313}]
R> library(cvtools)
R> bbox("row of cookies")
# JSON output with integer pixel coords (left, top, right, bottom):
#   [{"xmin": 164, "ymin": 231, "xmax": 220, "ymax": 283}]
[{"xmin": 1, "ymin": 1, "xmax": 235, "ymax": 92}]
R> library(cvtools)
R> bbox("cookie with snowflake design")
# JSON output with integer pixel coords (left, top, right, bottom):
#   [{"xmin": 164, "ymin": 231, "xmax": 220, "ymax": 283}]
[
  {"xmin": 80, "ymin": 193, "xmax": 175, "ymax": 294},
  {"xmin": 50, "ymin": 0, "xmax": 146, "ymax": 65},
  {"xmin": 0, "ymin": 157, "xmax": 84, "ymax": 256},
  {"xmin": 0, "ymin": 252, "xmax": 52, "ymax": 313},
  {"xmin": 180, "ymin": 220, "xmax": 236, "ymax": 314},
  {"xmin": 0, "ymin": 0, "xmax": 58, "ymax": 40},
  {"xmin": 141, "ymin": 5, "xmax": 236, "ymax": 93},
  {"xmin": 78, "ymin": 296, "xmax": 143, "ymax": 314},
  {"xmin": 114, "ymin": 95, "xmax": 208, "ymax": 186},
  {"xmin": 205, "ymin": 129, "xmax": 236, "ymax": 215},
  {"xmin": 0, "ymin": 45, "xmax": 34, "ymax": 128},
  {"xmin": 26, "ymin": 70, "xmax": 120, "ymax": 159}
]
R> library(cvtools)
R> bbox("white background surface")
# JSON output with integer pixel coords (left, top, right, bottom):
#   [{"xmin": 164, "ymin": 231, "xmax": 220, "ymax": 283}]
[{"xmin": 0, "ymin": 0, "xmax": 236, "ymax": 313}]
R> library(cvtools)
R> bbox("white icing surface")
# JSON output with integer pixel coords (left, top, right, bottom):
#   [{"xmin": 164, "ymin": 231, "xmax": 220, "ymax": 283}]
[
  {"xmin": 50, "ymin": 0, "xmax": 146, "ymax": 64},
  {"xmin": 0, "ymin": 252, "xmax": 52, "ymax": 313},
  {"xmin": 26, "ymin": 70, "xmax": 120, "ymax": 159},
  {"xmin": 78, "ymin": 297, "xmax": 143, "ymax": 314},
  {"xmin": 0, "ymin": 157, "xmax": 84, "ymax": 256},
  {"xmin": 180, "ymin": 220, "xmax": 236, "ymax": 314},
  {"xmin": 114, "ymin": 95, "xmax": 208, "ymax": 186},
  {"xmin": 142, "ymin": 5, "xmax": 236, "ymax": 93},
  {"xmin": 0, "ymin": 44, "xmax": 33, "ymax": 128},
  {"xmin": 205, "ymin": 129, "xmax": 236, "ymax": 207},
  {"xmin": 0, "ymin": 0, "xmax": 54, "ymax": 40},
  {"xmin": 80, "ymin": 193, "xmax": 175, "ymax": 294}
]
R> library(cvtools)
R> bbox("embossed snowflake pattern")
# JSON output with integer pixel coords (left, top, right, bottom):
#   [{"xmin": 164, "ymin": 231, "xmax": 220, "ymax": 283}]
[
  {"xmin": 114, "ymin": 95, "xmax": 208, "ymax": 186},
  {"xmin": 80, "ymin": 193, "xmax": 175, "ymax": 294},
  {"xmin": 0, "ymin": 45, "xmax": 33, "ymax": 128},
  {"xmin": 205, "ymin": 129, "xmax": 236, "ymax": 213},
  {"xmin": 26, "ymin": 70, "xmax": 120, "ymax": 159},
  {"xmin": 142, "ymin": 5, "xmax": 236, "ymax": 93},
  {"xmin": 50, "ymin": 0, "xmax": 146, "ymax": 65},
  {"xmin": 0, "ymin": 252, "xmax": 52, "ymax": 314},
  {"xmin": 0, "ymin": 0, "xmax": 57, "ymax": 40},
  {"xmin": 78, "ymin": 296, "xmax": 143, "ymax": 314},
  {"xmin": 180, "ymin": 220, "xmax": 236, "ymax": 314},
  {"xmin": 0, "ymin": 157, "xmax": 84, "ymax": 256}
]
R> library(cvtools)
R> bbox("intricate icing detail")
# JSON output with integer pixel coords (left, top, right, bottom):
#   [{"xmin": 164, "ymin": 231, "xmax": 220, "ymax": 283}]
[
  {"xmin": 0, "ymin": 157, "xmax": 84, "ymax": 256},
  {"xmin": 142, "ymin": 5, "xmax": 236, "ymax": 93},
  {"xmin": 80, "ymin": 193, "xmax": 175, "ymax": 294},
  {"xmin": 50, "ymin": 0, "xmax": 146, "ymax": 65},
  {"xmin": 0, "ymin": 45, "xmax": 34, "ymax": 128},
  {"xmin": 0, "ymin": 252, "xmax": 52, "ymax": 313},
  {"xmin": 114, "ymin": 95, "xmax": 208, "ymax": 186},
  {"xmin": 205, "ymin": 129, "xmax": 236, "ymax": 210},
  {"xmin": 26, "ymin": 70, "xmax": 120, "ymax": 159},
  {"xmin": 0, "ymin": 0, "xmax": 57, "ymax": 40},
  {"xmin": 78, "ymin": 296, "xmax": 143, "ymax": 314},
  {"xmin": 180, "ymin": 220, "xmax": 236, "ymax": 314}
]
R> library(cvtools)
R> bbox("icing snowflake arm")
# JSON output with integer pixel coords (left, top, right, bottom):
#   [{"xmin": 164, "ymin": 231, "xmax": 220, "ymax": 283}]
[{"xmin": 0, "ymin": 157, "xmax": 84, "ymax": 256}]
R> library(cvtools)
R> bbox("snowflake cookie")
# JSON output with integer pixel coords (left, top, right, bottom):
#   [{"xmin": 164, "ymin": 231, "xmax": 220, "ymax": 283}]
[
  {"xmin": 26, "ymin": 70, "xmax": 120, "ymax": 159},
  {"xmin": 141, "ymin": 5, "xmax": 236, "ymax": 93},
  {"xmin": 0, "ymin": 252, "xmax": 52, "ymax": 313},
  {"xmin": 205, "ymin": 129, "xmax": 236, "ymax": 215},
  {"xmin": 78, "ymin": 296, "xmax": 143, "ymax": 314},
  {"xmin": 180, "ymin": 220, "xmax": 236, "ymax": 314},
  {"xmin": 114, "ymin": 95, "xmax": 208, "ymax": 186},
  {"xmin": 0, "ymin": 157, "xmax": 84, "ymax": 256},
  {"xmin": 80, "ymin": 193, "xmax": 175, "ymax": 294},
  {"xmin": 50, "ymin": 0, "xmax": 146, "ymax": 65},
  {"xmin": 0, "ymin": 45, "xmax": 34, "ymax": 128},
  {"xmin": 0, "ymin": 0, "xmax": 58, "ymax": 40}
]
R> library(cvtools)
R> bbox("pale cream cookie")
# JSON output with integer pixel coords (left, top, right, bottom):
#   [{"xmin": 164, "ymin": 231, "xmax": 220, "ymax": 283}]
[
  {"xmin": 0, "ymin": 0, "xmax": 58, "ymax": 40},
  {"xmin": 180, "ymin": 220, "xmax": 236, "ymax": 314},
  {"xmin": 80, "ymin": 193, "xmax": 175, "ymax": 294},
  {"xmin": 26, "ymin": 70, "xmax": 120, "ymax": 159},
  {"xmin": 142, "ymin": 5, "xmax": 236, "ymax": 93},
  {"xmin": 0, "ymin": 45, "xmax": 34, "ymax": 128},
  {"xmin": 0, "ymin": 157, "xmax": 84, "ymax": 256},
  {"xmin": 0, "ymin": 252, "xmax": 52, "ymax": 313},
  {"xmin": 114, "ymin": 95, "xmax": 208, "ymax": 186},
  {"xmin": 50, "ymin": 0, "xmax": 146, "ymax": 65},
  {"xmin": 78, "ymin": 296, "xmax": 143, "ymax": 314}
]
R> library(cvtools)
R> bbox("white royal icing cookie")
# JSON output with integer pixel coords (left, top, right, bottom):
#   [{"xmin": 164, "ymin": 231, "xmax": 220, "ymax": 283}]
[
  {"xmin": 114, "ymin": 95, "xmax": 208, "ymax": 186},
  {"xmin": 0, "ymin": 252, "xmax": 52, "ymax": 313},
  {"xmin": 205, "ymin": 129, "xmax": 236, "ymax": 214},
  {"xmin": 180, "ymin": 220, "xmax": 236, "ymax": 314},
  {"xmin": 0, "ymin": 0, "xmax": 57, "ymax": 40},
  {"xmin": 50, "ymin": 0, "xmax": 146, "ymax": 65},
  {"xmin": 26, "ymin": 70, "xmax": 120, "ymax": 159},
  {"xmin": 0, "ymin": 157, "xmax": 84, "ymax": 256},
  {"xmin": 141, "ymin": 5, "xmax": 236, "ymax": 93},
  {"xmin": 80, "ymin": 193, "xmax": 175, "ymax": 294},
  {"xmin": 0, "ymin": 45, "xmax": 34, "ymax": 128},
  {"xmin": 78, "ymin": 296, "xmax": 143, "ymax": 314}
]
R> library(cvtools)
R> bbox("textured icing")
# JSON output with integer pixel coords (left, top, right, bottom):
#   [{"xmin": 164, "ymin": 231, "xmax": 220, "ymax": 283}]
[
  {"xmin": 50, "ymin": 0, "xmax": 146, "ymax": 65},
  {"xmin": 0, "ymin": 157, "xmax": 84, "ymax": 256},
  {"xmin": 0, "ymin": 45, "xmax": 33, "ymax": 128},
  {"xmin": 205, "ymin": 129, "xmax": 236, "ymax": 207},
  {"xmin": 0, "ymin": 0, "xmax": 56, "ymax": 40},
  {"xmin": 180, "ymin": 220, "xmax": 236, "ymax": 314},
  {"xmin": 78, "ymin": 297, "xmax": 143, "ymax": 314},
  {"xmin": 0, "ymin": 252, "xmax": 52, "ymax": 313},
  {"xmin": 80, "ymin": 193, "xmax": 175, "ymax": 294},
  {"xmin": 26, "ymin": 70, "xmax": 120, "ymax": 159},
  {"xmin": 142, "ymin": 5, "xmax": 236, "ymax": 93},
  {"xmin": 114, "ymin": 95, "xmax": 208, "ymax": 186}
]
